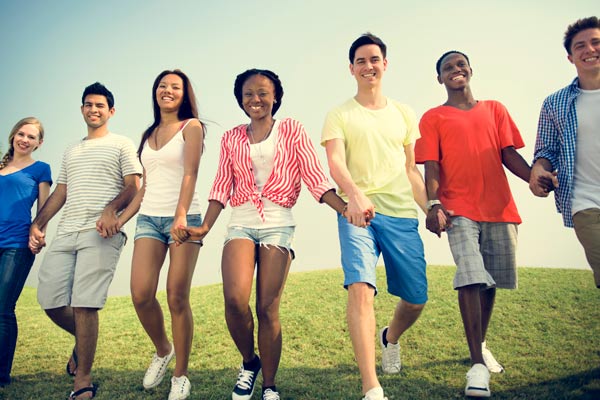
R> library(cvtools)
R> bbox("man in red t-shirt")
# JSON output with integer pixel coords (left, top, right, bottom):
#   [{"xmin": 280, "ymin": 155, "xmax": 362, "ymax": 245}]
[{"xmin": 415, "ymin": 51, "xmax": 538, "ymax": 398}]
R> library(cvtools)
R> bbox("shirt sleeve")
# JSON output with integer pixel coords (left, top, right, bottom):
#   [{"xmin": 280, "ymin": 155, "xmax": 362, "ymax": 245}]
[
  {"xmin": 295, "ymin": 121, "xmax": 334, "ymax": 202},
  {"xmin": 40, "ymin": 162, "xmax": 53, "ymax": 186},
  {"xmin": 533, "ymin": 97, "xmax": 560, "ymax": 169},
  {"xmin": 415, "ymin": 111, "xmax": 441, "ymax": 164},
  {"xmin": 208, "ymin": 132, "xmax": 234, "ymax": 207},
  {"xmin": 120, "ymin": 137, "xmax": 143, "ymax": 177},
  {"xmin": 320, "ymin": 107, "xmax": 345, "ymax": 147},
  {"xmin": 494, "ymin": 101, "xmax": 525, "ymax": 150}
]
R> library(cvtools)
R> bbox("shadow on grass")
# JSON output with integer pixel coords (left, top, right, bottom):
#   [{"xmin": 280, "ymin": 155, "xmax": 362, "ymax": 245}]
[{"xmin": 2, "ymin": 365, "xmax": 598, "ymax": 399}]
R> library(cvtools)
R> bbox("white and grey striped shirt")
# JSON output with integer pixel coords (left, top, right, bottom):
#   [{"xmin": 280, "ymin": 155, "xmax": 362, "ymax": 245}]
[{"xmin": 56, "ymin": 133, "xmax": 142, "ymax": 236}]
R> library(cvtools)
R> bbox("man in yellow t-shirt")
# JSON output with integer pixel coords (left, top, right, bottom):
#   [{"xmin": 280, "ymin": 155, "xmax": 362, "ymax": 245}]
[{"xmin": 321, "ymin": 33, "xmax": 429, "ymax": 400}]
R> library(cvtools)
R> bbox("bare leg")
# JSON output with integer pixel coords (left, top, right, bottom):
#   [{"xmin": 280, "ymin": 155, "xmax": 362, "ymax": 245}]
[
  {"xmin": 130, "ymin": 238, "xmax": 171, "ymax": 357},
  {"xmin": 480, "ymin": 287, "xmax": 496, "ymax": 342},
  {"xmin": 458, "ymin": 284, "xmax": 484, "ymax": 365},
  {"xmin": 347, "ymin": 282, "xmax": 380, "ymax": 395},
  {"xmin": 222, "ymin": 239, "xmax": 258, "ymax": 363},
  {"xmin": 255, "ymin": 245, "xmax": 291, "ymax": 388},
  {"xmin": 385, "ymin": 300, "xmax": 425, "ymax": 344},
  {"xmin": 166, "ymin": 242, "xmax": 200, "ymax": 377},
  {"xmin": 45, "ymin": 306, "xmax": 76, "ymax": 335},
  {"xmin": 72, "ymin": 307, "xmax": 99, "ymax": 398}
]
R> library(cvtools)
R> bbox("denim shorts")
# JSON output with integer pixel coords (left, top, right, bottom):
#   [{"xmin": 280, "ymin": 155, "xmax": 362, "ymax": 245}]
[
  {"xmin": 134, "ymin": 214, "xmax": 203, "ymax": 245},
  {"xmin": 447, "ymin": 216, "xmax": 518, "ymax": 290},
  {"xmin": 225, "ymin": 226, "xmax": 295, "ymax": 259},
  {"xmin": 337, "ymin": 213, "xmax": 427, "ymax": 304}
]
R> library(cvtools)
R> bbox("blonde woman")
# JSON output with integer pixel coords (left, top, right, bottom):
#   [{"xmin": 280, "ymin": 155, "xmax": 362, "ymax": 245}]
[{"xmin": 0, "ymin": 117, "xmax": 51, "ymax": 386}]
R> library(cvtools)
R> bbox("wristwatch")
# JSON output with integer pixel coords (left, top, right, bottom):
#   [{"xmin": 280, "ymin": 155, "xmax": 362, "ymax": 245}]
[{"xmin": 426, "ymin": 199, "xmax": 442, "ymax": 211}]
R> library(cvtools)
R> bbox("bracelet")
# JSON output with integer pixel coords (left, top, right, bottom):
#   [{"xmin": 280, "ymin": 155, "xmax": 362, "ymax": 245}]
[
  {"xmin": 341, "ymin": 204, "xmax": 348, "ymax": 217},
  {"xmin": 426, "ymin": 199, "xmax": 442, "ymax": 211}
]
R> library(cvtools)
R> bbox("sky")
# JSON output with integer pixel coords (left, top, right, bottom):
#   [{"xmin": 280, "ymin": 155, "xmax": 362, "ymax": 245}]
[{"xmin": 1, "ymin": 0, "xmax": 596, "ymax": 296}]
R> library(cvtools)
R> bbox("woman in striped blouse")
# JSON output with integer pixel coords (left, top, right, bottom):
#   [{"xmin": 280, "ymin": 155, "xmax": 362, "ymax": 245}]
[{"xmin": 174, "ymin": 69, "xmax": 349, "ymax": 400}]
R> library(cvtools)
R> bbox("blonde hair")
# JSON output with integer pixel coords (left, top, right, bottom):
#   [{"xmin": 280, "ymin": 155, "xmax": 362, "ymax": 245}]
[{"xmin": 0, "ymin": 117, "xmax": 44, "ymax": 170}]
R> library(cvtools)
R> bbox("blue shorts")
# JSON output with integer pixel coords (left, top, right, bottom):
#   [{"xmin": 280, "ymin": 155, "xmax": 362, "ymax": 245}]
[
  {"xmin": 134, "ymin": 214, "xmax": 203, "ymax": 245},
  {"xmin": 337, "ymin": 213, "xmax": 427, "ymax": 304},
  {"xmin": 225, "ymin": 226, "xmax": 295, "ymax": 259}
]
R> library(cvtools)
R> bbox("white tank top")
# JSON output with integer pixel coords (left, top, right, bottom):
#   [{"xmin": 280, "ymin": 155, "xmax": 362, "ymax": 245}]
[{"xmin": 139, "ymin": 119, "xmax": 202, "ymax": 216}]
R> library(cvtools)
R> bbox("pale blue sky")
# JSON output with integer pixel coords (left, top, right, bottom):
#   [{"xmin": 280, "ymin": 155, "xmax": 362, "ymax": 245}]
[{"xmin": 1, "ymin": 0, "xmax": 596, "ymax": 295}]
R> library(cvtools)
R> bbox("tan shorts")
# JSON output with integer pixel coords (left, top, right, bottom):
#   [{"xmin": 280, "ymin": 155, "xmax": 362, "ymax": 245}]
[
  {"xmin": 573, "ymin": 208, "xmax": 600, "ymax": 288},
  {"xmin": 37, "ymin": 229, "xmax": 125, "ymax": 309}
]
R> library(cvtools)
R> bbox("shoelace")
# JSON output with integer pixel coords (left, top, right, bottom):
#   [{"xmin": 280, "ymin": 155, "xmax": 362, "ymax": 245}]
[
  {"xmin": 146, "ymin": 354, "xmax": 169, "ymax": 377},
  {"xmin": 172, "ymin": 377, "xmax": 188, "ymax": 394},
  {"xmin": 263, "ymin": 388, "xmax": 279, "ymax": 400},
  {"xmin": 236, "ymin": 368, "xmax": 256, "ymax": 390}
]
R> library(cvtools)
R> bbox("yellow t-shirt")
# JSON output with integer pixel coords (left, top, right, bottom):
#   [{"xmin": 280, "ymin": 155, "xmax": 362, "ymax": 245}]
[{"xmin": 321, "ymin": 97, "xmax": 419, "ymax": 218}]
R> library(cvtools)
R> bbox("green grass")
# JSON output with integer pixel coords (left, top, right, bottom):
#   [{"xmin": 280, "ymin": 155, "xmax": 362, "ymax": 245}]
[{"xmin": 2, "ymin": 266, "xmax": 599, "ymax": 399}]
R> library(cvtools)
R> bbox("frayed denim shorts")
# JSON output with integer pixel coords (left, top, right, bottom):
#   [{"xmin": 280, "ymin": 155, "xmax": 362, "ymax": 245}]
[
  {"xmin": 134, "ymin": 214, "xmax": 203, "ymax": 245},
  {"xmin": 225, "ymin": 225, "xmax": 295, "ymax": 259}
]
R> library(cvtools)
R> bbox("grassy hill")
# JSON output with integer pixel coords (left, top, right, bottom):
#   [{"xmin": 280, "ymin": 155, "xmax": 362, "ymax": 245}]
[{"xmin": 2, "ymin": 266, "xmax": 599, "ymax": 399}]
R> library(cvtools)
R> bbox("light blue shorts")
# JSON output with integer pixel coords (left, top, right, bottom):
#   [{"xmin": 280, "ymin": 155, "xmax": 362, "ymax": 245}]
[
  {"xmin": 134, "ymin": 214, "xmax": 203, "ymax": 245},
  {"xmin": 337, "ymin": 213, "xmax": 427, "ymax": 304},
  {"xmin": 225, "ymin": 226, "xmax": 295, "ymax": 259}
]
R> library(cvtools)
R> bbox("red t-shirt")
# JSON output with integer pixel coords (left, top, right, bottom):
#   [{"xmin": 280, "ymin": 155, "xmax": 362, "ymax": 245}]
[{"xmin": 415, "ymin": 100, "xmax": 523, "ymax": 223}]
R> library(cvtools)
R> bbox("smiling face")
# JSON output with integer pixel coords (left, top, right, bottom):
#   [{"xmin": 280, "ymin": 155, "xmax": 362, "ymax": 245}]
[
  {"xmin": 241, "ymin": 74, "xmax": 276, "ymax": 121},
  {"xmin": 437, "ymin": 52, "xmax": 472, "ymax": 89},
  {"xmin": 11, "ymin": 123, "xmax": 42, "ymax": 156},
  {"xmin": 568, "ymin": 28, "xmax": 600, "ymax": 76},
  {"xmin": 350, "ymin": 44, "xmax": 387, "ymax": 88},
  {"xmin": 81, "ymin": 94, "xmax": 115, "ymax": 129},
  {"xmin": 156, "ymin": 73, "xmax": 184, "ymax": 112}
]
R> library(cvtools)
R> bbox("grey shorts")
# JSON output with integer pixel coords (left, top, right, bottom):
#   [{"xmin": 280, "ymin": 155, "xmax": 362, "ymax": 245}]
[
  {"xmin": 447, "ymin": 216, "xmax": 518, "ymax": 290},
  {"xmin": 37, "ymin": 229, "xmax": 126, "ymax": 309}
]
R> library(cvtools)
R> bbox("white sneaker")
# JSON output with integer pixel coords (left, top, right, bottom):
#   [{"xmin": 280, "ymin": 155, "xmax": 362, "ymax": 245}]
[
  {"xmin": 482, "ymin": 341, "xmax": 504, "ymax": 373},
  {"xmin": 168, "ymin": 375, "xmax": 191, "ymax": 400},
  {"xmin": 379, "ymin": 326, "xmax": 401, "ymax": 374},
  {"xmin": 362, "ymin": 386, "xmax": 388, "ymax": 400},
  {"xmin": 142, "ymin": 344, "xmax": 175, "ymax": 389},
  {"xmin": 262, "ymin": 388, "xmax": 280, "ymax": 400},
  {"xmin": 465, "ymin": 363, "xmax": 491, "ymax": 397}
]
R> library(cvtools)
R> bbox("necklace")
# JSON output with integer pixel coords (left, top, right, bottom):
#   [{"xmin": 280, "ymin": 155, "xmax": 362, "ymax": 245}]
[{"xmin": 247, "ymin": 119, "xmax": 275, "ymax": 144}]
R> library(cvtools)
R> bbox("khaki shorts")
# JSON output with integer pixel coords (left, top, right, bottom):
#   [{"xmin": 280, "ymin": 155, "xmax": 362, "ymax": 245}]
[
  {"xmin": 447, "ymin": 217, "xmax": 518, "ymax": 290},
  {"xmin": 573, "ymin": 208, "xmax": 600, "ymax": 288},
  {"xmin": 37, "ymin": 229, "xmax": 125, "ymax": 309}
]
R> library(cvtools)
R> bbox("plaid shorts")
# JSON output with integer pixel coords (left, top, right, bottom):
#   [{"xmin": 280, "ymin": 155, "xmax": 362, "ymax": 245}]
[{"xmin": 447, "ymin": 216, "xmax": 518, "ymax": 290}]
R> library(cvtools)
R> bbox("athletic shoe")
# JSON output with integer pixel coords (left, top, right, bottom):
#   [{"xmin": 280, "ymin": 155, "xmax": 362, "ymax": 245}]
[
  {"xmin": 262, "ymin": 388, "xmax": 280, "ymax": 400},
  {"xmin": 379, "ymin": 326, "xmax": 401, "ymax": 374},
  {"xmin": 482, "ymin": 341, "xmax": 504, "ymax": 373},
  {"xmin": 142, "ymin": 344, "xmax": 175, "ymax": 389},
  {"xmin": 232, "ymin": 357, "xmax": 262, "ymax": 400},
  {"xmin": 465, "ymin": 363, "xmax": 491, "ymax": 397},
  {"xmin": 362, "ymin": 386, "xmax": 388, "ymax": 400},
  {"xmin": 168, "ymin": 375, "xmax": 191, "ymax": 400}
]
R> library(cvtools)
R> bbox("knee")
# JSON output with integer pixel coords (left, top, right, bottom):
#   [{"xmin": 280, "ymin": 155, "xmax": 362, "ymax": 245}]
[
  {"xmin": 166, "ymin": 291, "xmax": 189, "ymax": 315},
  {"xmin": 131, "ymin": 290, "xmax": 155, "ymax": 310},
  {"xmin": 402, "ymin": 300, "xmax": 426, "ymax": 313},
  {"xmin": 347, "ymin": 282, "xmax": 375, "ymax": 305},
  {"xmin": 256, "ymin": 299, "xmax": 280, "ymax": 324},
  {"xmin": 224, "ymin": 294, "xmax": 249, "ymax": 317}
]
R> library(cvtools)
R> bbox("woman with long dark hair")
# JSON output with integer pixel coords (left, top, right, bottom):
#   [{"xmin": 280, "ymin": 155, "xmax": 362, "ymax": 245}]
[{"xmin": 118, "ymin": 69, "xmax": 205, "ymax": 400}]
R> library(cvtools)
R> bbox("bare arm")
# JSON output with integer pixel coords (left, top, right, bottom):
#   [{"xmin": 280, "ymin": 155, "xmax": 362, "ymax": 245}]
[
  {"xmin": 320, "ymin": 189, "xmax": 347, "ymax": 215},
  {"xmin": 324, "ymin": 138, "xmax": 374, "ymax": 227},
  {"xmin": 176, "ymin": 200, "xmax": 224, "ymax": 244},
  {"xmin": 404, "ymin": 143, "xmax": 427, "ymax": 213},
  {"xmin": 424, "ymin": 161, "xmax": 452, "ymax": 237},
  {"xmin": 96, "ymin": 173, "xmax": 141, "ymax": 238},
  {"xmin": 501, "ymin": 146, "xmax": 531, "ymax": 183},
  {"xmin": 170, "ymin": 121, "xmax": 204, "ymax": 244},
  {"xmin": 117, "ymin": 168, "xmax": 147, "ymax": 227},
  {"xmin": 29, "ymin": 183, "xmax": 67, "ymax": 252}
]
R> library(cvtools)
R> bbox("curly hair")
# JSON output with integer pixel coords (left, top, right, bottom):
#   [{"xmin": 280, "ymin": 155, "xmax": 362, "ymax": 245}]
[{"xmin": 233, "ymin": 69, "xmax": 284, "ymax": 117}]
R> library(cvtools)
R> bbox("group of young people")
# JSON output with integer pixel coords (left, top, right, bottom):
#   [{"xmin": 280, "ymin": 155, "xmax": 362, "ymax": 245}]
[{"xmin": 0, "ymin": 15, "xmax": 598, "ymax": 400}]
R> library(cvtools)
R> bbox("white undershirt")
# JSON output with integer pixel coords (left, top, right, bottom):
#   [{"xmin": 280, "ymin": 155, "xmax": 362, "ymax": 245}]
[{"xmin": 572, "ymin": 88, "xmax": 600, "ymax": 215}]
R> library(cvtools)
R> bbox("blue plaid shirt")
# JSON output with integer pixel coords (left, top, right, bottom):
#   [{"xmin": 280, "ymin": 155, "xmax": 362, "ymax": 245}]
[{"xmin": 533, "ymin": 78, "xmax": 580, "ymax": 228}]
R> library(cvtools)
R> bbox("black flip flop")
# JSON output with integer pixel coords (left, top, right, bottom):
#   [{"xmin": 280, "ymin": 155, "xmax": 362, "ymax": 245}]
[
  {"xmin": 68, "ymin": 383, "xmax": 98, "ymax": 399},
  {"xmin": 66, "ymin": 349, "xmax": 78, "ymax": 377}
]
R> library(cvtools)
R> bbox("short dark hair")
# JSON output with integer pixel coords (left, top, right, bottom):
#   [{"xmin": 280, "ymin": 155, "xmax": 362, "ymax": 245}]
[
  {"xmin": 233, "ymin": 69, "xmax": 284, "ymax": 117},
  {"xmin": 435, "ymin": 50, "xmax": 471, "ymax": 75},
  {"xmin": 82, "ymin": 82, "xmax": 114, "ymax": 108},
  {"xmin": 349, "ymin": 33, "xmax": 387, "ymax": 63},
  {"xmin": 563, "ymin": 16, "xmax": 600, "ymax": 54}
]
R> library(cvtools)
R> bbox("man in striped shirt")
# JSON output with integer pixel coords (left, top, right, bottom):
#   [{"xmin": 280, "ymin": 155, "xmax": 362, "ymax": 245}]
[
  {"xmin": 530, "ymin": 16, "xmax": 600, "ymax": 288},
  {"xmin": 29, "ymin": 82, "xmax": 142, "ymax": 399}
]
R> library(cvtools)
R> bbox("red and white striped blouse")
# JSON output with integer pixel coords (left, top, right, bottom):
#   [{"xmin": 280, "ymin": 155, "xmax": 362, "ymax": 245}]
[{"xmin": 209, "ymin": 118, "xmax": 334, "ymax": 220}]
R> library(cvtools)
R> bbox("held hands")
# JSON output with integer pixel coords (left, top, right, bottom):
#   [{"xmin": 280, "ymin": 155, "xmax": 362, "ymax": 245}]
[
  {"xmin": 345, "ymin": 192, "xmax": 376, "ymax": 228},
  {"xmin": 426, "ymin": 204, "xmax": 453, "ymax": 238},
  {"xmin": 29, "ymin": 224, "xmax": 46, "ymax": 254},
  {"xmin": 172, "ymin": 224, "xmax": 210, "ymax": 246},
  {"xmin": 96, "ymin": 209, "xmax": 120, "ymax": 238},
  {"xmin": 170, "ymin": 215, "xmax": 189, "ymax": 246},
  {"xmin": 529, "ymin": 164, "xmax": 558, "ymax": 197}
]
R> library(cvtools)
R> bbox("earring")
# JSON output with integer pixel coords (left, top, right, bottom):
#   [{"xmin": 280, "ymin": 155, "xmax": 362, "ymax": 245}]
[{"xmin": 274, "ymin": 99, "xmax": 277, "ymax": 103}]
